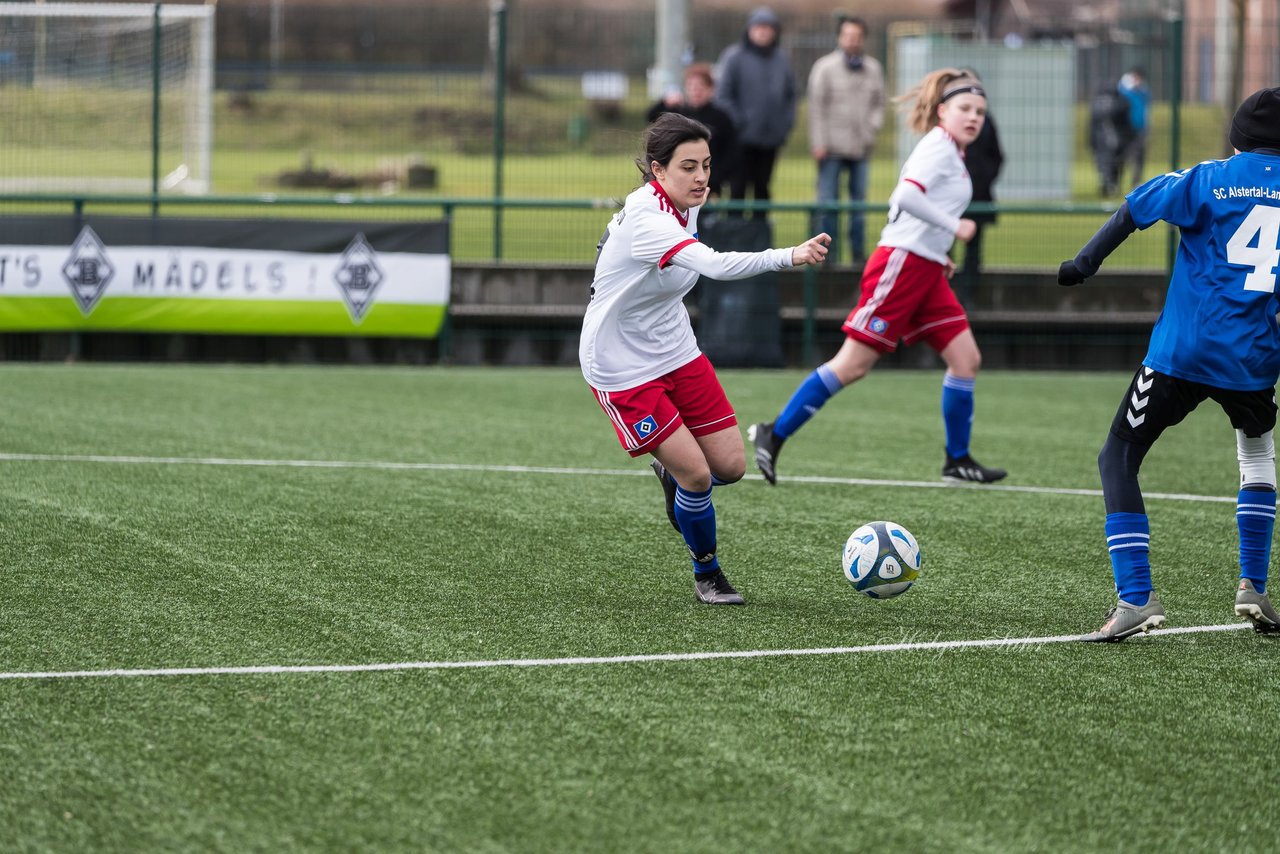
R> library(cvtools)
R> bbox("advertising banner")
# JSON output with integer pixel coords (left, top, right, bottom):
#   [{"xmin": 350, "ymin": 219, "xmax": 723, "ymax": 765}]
[{"xmin": 0, "ymin": 217, "xmax": 450, "ymax": 337}]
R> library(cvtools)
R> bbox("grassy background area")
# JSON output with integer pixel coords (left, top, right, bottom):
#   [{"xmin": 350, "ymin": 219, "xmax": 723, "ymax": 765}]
[
  {"xmin": 0, "ymin": 145, "xmax": 1177, "ymax": 266},
  {"xmin": 0, "ymin": 76, "xmax": 1231, "ymax": 266},
  {"xmin": 201, "ymin": 88, "xmax": 1229, "ymax": 198},
  {"xmin": 1, "ymin": 364, "xmax": 1276, "ymax": 851}
]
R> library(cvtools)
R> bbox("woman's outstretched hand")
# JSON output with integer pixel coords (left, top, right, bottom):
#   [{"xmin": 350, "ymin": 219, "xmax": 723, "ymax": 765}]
[{"xmin": 791, "ymin": 233, "xmax": 832, "ymax": 267}]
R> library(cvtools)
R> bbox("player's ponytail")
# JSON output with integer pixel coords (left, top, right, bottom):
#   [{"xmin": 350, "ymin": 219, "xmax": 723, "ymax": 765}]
[
  {"xmin": 897, "ymin": 68, "xmax": 981, "ymax": 135},
  {"xmin": 635, "ymin": 113, "xmax": 712, "ymax": 183}
]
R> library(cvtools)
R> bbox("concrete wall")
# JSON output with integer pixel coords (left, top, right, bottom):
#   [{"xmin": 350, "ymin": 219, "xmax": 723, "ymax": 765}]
[
  {"xmin": 0, "ymin": 261, "xmax": 1168, "ymax": 368},
  {"xmin": 446, "ymin": 262, "xmax": 1167, "ymax": 371}
]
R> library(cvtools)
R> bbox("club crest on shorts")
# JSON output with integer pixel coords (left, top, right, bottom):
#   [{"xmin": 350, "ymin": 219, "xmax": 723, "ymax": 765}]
[
  {"xmin": 632, "ymin": 415, "xmax": 658, "ymax": 439},
  {"xmin": 869, "ymin": 316, "xmax": 888, "ymax": 334}
]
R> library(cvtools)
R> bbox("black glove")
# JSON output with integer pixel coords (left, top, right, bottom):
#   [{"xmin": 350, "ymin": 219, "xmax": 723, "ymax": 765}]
[{"xmin": 1057, "ymin": 260, "xmax": 1086, "ymax": 287}]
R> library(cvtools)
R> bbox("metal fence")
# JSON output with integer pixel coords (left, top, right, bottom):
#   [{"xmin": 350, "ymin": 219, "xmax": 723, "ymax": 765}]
[
  {"xmin": 0, "ymin": 1, "xmax": 1275, "ymax": 365},
  {"xmin": 2, "ymin": 3, "xmax": 1272, "ymax": 258}
]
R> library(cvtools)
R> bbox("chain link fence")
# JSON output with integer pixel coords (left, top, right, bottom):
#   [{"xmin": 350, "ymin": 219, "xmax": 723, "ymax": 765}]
[{"xmin": 0, "ymin": 1, "xmax": 1275, "ymax": 363}]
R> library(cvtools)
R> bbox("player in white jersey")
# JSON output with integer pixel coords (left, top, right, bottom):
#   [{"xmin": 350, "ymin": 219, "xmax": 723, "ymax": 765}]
[
  {"xmin": 750, "ymin": 68, "xmax": 1008, "ymax": 486},
  {"xmin": 581, "ymin": 112, "xmax": 830, "ymax": 605}
]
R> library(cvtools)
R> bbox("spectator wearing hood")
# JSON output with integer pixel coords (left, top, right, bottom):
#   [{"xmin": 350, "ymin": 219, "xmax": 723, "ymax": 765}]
[{"xmin": 715, "ymin": 7, "xmax": 798, "ymax": 219}]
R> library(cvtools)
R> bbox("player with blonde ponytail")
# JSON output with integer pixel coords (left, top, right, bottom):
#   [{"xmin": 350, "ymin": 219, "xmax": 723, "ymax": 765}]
[{"xmin": 751, "ymin": 68, "xmax": 1008, "ymax": 486}]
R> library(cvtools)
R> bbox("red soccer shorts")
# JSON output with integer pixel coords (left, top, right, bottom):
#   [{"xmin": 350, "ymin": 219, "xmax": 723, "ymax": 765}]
[
  {"xmin": 842, "ymin": 246, "xmax": 969, "ymax": 354},
  {"xmin": 589, "ymin": 354, "xmax": 737, "ymax": 457}
]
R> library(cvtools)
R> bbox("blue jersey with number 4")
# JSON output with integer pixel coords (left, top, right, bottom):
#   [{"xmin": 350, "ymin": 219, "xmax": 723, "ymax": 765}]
[{"xmin": 1126, "ymin": 151, "xmax": 1280, "ymax": 391}]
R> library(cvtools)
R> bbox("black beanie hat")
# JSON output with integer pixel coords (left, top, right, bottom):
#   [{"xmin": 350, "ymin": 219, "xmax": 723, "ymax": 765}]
[{"xmin": 1230, "ymin": 86, "xmax": 1280, "ymax": 152}]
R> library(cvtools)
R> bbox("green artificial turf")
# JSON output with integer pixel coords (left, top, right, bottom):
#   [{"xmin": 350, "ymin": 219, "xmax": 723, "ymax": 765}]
[{"xmin": 1, "ymin": 364, "xmax": 1275, "ymax": 852}]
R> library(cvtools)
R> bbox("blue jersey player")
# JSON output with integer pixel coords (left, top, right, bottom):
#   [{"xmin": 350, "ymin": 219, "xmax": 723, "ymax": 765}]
[{"xmin": 1058, "ymin": 86, "xmax": 1280, "ymax": 641}]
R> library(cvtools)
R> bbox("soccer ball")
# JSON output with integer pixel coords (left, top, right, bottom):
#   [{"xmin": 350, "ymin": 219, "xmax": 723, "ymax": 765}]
[{"xmin": 841, "ymin": 521, "xmax": 923, "ymax": 599}]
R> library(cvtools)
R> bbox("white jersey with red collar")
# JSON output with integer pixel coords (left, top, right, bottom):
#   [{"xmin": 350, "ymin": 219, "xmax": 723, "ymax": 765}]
[
  {"xmin": 878, "ymin": 127, "xmax": 972, "ymax": 264},
  {"xmin": 580, "ymin": 181, "xmax": 703, "ymax": 390}
]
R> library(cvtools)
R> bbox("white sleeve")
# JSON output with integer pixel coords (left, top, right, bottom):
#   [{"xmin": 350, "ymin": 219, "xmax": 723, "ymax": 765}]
[
  {"xmin": 888, "ymin": 180, "xmax": 961, "ymax": 234},
  {"xmin": 629, "ymin": 204, "xmax": 699, "ymax": 266},
  {"xmin": 665, "ymin": 241, "xmax": 793, "ymax": 279}
]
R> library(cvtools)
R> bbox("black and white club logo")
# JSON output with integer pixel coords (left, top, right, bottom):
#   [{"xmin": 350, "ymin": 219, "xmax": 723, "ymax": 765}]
[
  {"xmin": 333, "ymin": 234, "xmax": 385, "ymax": 322},
  {"xmin": 61, "ymin": 226, "xmax": 115, "ymax": 315}
]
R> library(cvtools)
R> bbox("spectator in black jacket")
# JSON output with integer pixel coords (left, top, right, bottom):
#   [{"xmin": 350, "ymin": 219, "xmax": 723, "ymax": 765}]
[
  {"xmin": 954, "ymin": 69, "xmax": 1005, "ymax": 306},
  {"xmin": 715, "ymin": 7, "xmax": 797, "ymax": 218},
  {"xmin": 646, "ymin": 63, "xmax": 739, "ymax": 200},
  {"xmin": 1090, "ymin": 82, "xmax": 1133, "ymax": 196}
]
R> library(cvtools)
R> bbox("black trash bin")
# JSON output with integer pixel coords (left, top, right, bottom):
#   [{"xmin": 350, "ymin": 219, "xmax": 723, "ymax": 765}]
[{"xmin": 695, "ymin": 216, "xmax": 785, "ymax": 368}]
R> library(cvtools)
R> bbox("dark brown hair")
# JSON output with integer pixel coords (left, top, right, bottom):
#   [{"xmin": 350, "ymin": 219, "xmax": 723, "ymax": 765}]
[
  {"xmin": 635, "ymin": 112, "xmax": 712, "ymax": 183},
  {"xmin": 836, "ymin": 14, "xmax": 866, "ymax": 35}
]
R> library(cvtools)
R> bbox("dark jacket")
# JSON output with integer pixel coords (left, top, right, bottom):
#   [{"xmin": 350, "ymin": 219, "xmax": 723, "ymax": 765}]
[
  {"xmin": 645, "ymin": 100, "xmax": 740, "ymax": 193},
  {"xmin": 964, "ymin": 114, "xmax": 1005, "ymax": 225},
  {"xmin": 1089, "ymin": 86, "xmax": 1133, "ymax": 157},
  {"xmin": 715, "ymin": 34, "xmax": 797, "ymax": 150}
]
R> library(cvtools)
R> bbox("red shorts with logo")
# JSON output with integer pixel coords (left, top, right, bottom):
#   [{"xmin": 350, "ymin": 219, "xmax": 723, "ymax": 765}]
[
  {"xmin": 842, "ymin": 246, "xmax": 969, "ymax": 354},
  {"xmin": 589, "ymin": 354, "xmax": 736, "ymax": 457}
]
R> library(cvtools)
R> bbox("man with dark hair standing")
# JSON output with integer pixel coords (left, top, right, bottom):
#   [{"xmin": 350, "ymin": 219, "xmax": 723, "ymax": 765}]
[
  {"xmin": 807, "ymin": 15, "xmax": 884, "ymax": 265},
  {"xmin": 716, "ymin": 7, "xmax": 797, "ymax": 220}
]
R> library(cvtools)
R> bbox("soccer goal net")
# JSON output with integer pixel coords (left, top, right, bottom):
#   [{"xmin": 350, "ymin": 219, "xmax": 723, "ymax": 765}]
[{"xmin": 0, "ymin": 2, "xmax": 215, "ymax": 195}]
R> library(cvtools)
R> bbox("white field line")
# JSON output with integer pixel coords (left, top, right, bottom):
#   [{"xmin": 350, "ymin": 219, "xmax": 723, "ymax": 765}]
[
  {"xmin": 0, "ymin": 623, "xmax": 1253, "ymax": 682},
  {"xmin": 0, "ymin": 452, "xmax": 1235, "ymax": 504},
  {"xmin": 0, "ymin": 452, "xmax": 1247, "ymax": 682}
]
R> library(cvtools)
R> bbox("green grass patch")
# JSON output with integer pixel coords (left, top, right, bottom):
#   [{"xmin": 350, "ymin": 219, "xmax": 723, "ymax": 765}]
[
  {"xmin": 0, "ymin": 78, "xmax": 1230, "ymax": 266},
  {"xmin": 0, "ymin": 364, "xmax": 1275, "ymax": 851}
]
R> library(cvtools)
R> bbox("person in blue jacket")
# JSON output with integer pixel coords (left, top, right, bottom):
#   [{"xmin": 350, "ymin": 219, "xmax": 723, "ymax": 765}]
[{"xmin": 1117, "ymin": 67, "xmax": 1150, "ymax": 189}]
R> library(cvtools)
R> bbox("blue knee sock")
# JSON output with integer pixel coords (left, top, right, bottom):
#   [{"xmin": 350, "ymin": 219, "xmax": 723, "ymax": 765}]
[
  {"xmin": 774, "ymin": 364, "xmax": 843, "ymax": 441},
  {"xmin": 674, "ymin": 485, "xmax": 719, "ymax": 573},
  {"xmin": 1106, "ymin": 512, "xmax": 1151, "ymax": 605},
  {"xmin": 1237, "ymin": 488, "xmax": 1276, "ymax": 593},
  {"xmin": 941, "ymin": 373, "xmax": 975, "ymax": 459}
]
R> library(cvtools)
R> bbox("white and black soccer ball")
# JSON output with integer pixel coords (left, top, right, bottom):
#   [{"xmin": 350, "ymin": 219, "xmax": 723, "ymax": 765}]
[{"xmin": 841, "ymin": 520, "xmax": 922, "ymax": 599}]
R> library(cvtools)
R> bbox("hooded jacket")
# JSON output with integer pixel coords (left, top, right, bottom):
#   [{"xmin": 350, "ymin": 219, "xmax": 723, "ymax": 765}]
[{"xmin": 715, "ymin": 10, "xmax": 797, "ymax": 149}]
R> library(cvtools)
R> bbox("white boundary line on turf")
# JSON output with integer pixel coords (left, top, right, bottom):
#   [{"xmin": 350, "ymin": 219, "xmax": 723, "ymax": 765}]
[
  {"xmin": 0, "ymin": 623, "xmax": 1252, "ymax": 681},
  {"xmin": 0, "ymin": 452, "xmax": 1236, "ymax": 504}
]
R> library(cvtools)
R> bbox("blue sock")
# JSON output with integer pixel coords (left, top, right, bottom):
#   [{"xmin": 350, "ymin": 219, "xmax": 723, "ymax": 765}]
[
  {"xmin": 1106, "ymin": 512, "xmax": 1151, "ymax": 605},
  {"xmin": 1237, "ymin": 488, "xmax": 1276, "ymax": 592},
  {"xmin": 941, "ymin": 373, "xmax": 975, "ymax": 459},
  {"xmin": 674, "ymin": 485, "xmax": 719, "ymax": 573},
  {"xmin": 774, "ymin": 364, "xmax": 843, "ymax": 441}
]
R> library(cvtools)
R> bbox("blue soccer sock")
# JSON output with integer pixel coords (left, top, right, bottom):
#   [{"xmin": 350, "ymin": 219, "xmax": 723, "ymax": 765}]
[
  {"xmin": 1237, "ymin": 488, "xmax": 1276, "ymax": 592},
  {"xmin": 774, "ymin": 364, "xmax": 843, "ymax": 441},
  {"xmin": 941, "ymin": 373, "xmax": 975, "ymax": 459},
  {"xmin": 674, "ymin": 485, "xmax": 719, "ymax": 573},
  {"xmin": 1106, "ymin": 512, "xmax": 1152, "ymax": 605}
]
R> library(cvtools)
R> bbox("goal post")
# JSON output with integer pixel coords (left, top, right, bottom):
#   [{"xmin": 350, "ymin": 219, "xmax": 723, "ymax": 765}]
[{"xmin": 0, "ymin": 2, "xmax": 215, "ymax": 195}]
